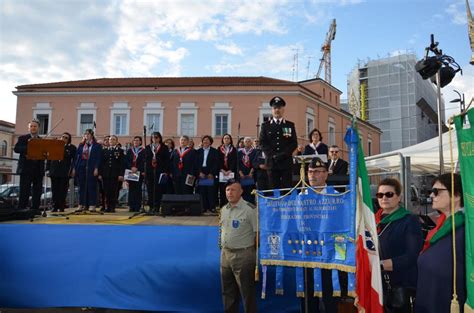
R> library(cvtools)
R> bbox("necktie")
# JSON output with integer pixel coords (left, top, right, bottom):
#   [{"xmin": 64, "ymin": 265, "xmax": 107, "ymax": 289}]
[{"xmin": 330, "ymin": 161, "xmax": 336, "ymax": 172}]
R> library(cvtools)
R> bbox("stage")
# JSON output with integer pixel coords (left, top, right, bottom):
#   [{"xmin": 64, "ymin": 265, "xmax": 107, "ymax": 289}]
[{"xmin": 0, "ymin": 209, "xmax": 300, "ymax": 312}]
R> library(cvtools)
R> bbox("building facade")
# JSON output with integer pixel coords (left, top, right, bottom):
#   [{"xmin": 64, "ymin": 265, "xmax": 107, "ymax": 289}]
[
  {"xmin": 0, "ymin": 120, "xmax": 15, "ymax": 184},
  {"xmin": 346, "ymin": 54, "xmax": 443, "ymax": 153},
  {"xmin": 14, "ymin": 76, "xmax": 381, "ymax": 159}
]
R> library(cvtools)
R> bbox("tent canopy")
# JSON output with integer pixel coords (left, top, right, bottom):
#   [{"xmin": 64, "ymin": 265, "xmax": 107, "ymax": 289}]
[{"xmin": 365, "ymin": 129, "xmax": 459, "ymax": 175}]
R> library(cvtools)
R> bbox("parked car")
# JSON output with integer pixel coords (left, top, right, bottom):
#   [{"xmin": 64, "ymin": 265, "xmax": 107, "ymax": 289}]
[{"xmin": 0, "ymin": 184, "xmax": 52, "ymax": 208}]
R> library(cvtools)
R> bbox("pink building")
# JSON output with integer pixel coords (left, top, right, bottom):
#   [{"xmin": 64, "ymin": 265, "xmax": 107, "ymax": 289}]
[{"xmin": 13, "ymin": 76, "xmax": 381, "ymax": 158}]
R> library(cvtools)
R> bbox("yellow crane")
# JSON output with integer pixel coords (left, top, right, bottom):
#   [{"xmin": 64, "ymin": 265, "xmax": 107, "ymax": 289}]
[{"xmin": 316, "ymin": 19, "xmax": 337, "ymax": 84}]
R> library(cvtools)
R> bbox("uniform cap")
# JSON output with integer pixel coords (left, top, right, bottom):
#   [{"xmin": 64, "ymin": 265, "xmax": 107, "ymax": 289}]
[
  {"xmin": 309, "ymin": 157, "xmax": 326, "ymax": 169},
  {"xmin": 269, "ymin": 96, "xmax": 286, "ymax": 107}
]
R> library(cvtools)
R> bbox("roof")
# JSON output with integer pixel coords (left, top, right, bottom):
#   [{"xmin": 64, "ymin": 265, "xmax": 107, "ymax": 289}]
[
  {"xmin": 16, "ymin": 76, "xmax": 297, "ymax": 90},
  {"xmin": 0, "ymin": 120, "xmax": 15, "ymax": 128}
]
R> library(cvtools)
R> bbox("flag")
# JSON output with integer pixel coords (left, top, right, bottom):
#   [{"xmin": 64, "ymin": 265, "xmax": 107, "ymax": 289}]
[
  {"xmin": 348, "ymin": 127, "xmax": 384, "ymax": 313},
  {"xmin": 454, "ymin": 108, "xmax": 474, "ymax": 312}
]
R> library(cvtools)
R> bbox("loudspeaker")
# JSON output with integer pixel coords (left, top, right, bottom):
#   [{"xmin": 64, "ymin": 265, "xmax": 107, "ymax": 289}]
[
  {"xmin": 0, "ymin": 197, "xmax": 35, "ymax": 221},
  {"xmin": 161, "ymin": 194, "xmax": 202, "ymax": 216}
]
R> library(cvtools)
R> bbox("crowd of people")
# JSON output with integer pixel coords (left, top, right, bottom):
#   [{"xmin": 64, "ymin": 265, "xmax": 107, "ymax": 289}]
[{"xmin": 13, "ymin": 96, "xmax": 467, "ymax": 313}]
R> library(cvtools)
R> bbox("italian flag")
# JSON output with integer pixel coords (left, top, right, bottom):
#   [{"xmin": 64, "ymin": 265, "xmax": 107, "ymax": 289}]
[{"xmin": 354, "ymin": 137, "xmax": 384, "ymax": 313}]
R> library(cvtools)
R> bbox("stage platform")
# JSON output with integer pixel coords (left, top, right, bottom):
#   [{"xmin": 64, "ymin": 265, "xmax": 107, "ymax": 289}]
[{"xmin": 0, "ymin": 207, "xmax": 300, "ymax": 312}]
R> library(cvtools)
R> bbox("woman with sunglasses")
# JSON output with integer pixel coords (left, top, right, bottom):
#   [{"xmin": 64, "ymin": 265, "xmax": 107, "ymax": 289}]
[
  {"xmin": 415, "ymin": 173, "xmax": 466, "ymax": 313},
  {"xmin": 47, "ymin": 132, "xmax": 76, "ymax": 212},
  {"xmin": 375, "ymin": 178, "xmax": 423, "ymax": 313}
]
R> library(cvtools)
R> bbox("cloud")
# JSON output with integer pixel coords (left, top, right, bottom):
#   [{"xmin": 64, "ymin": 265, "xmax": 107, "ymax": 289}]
[
  {"xmin": 215, "ymin": 42, "xmax": 244, "ymax": 56},
  {"xmin": 209, "ymin": 44, "xmax": 304, "ymax": 80},
  {"xmin": 445, "ymin": 2, "xmax": 467, "ymax": 25}
]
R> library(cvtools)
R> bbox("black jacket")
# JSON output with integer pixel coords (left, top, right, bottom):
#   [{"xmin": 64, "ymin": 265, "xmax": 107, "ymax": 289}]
[
  {"xmin": 14, "ymin": 134, "xmax": 45, "ymax": 176},
  {"xmin": 327, "ymin": 158, "xmax": 348, "ymax": 175},
  {"xmin": 125, "ymin": 146, "xmax": 146, "ymax": 173},
  {"xmin": 217, "ymin": 145, "xmax": 237, "ymax": 173},
  {"xmin": 145, "ymin": 143, "xmax": 170, "ymax": 175},
  {"xmin": 196, "ymin": 147, "xmax": 219, "ymax": 176},
  {"xmin": 47, "ymin": 144, "xmax": 77, "ymax": 178},
  {"xmin": 258, "ymin": 119, "xmax": 298, "ymax": 170},
  {"xmin": 170, "ymin": 147, "xmax": 196, "ymax": 178}
]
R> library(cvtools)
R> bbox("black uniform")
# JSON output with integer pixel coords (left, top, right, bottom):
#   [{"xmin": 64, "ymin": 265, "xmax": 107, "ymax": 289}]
[
  {"xmin": 217, "ymin": 145, "xmax": 237, "ymax": 207},
  {"xmin": 170, "ymin": 147, "xmax": 196, "ymax": 195},
  {"xmin": 237, "ymin": 147, "xmax": 257, "ymax": 204},
  {"xmin": 99, "ymin": 146, "xmax": 125, "ymax": 212},
  {"xmin": 13, "ymin": 134, "xmax": 45, "ymax": 212},
  {"xmin": 145, "ymin": 143, "xmax": 170, "ymax": 211},
  {"xmin": 125, "ymin": 146, "xmax": 145, "ymax": 212},
  {"xmin": 195, "ymin": 146, "xmax": 219, "ymax": 213},
  {"xmin": 259, "ymin": 118, "xmax": 298, "ymax": 189},
  {"xmin": 47, "ymin": 144, "xmax": 77, "ymax": 212},
  {"xmin": 252, "ymin": 147, "xmax": 269, "ymax": 191}
]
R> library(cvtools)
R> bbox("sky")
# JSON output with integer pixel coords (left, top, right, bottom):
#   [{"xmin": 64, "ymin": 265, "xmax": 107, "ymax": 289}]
[{"xmin": 1, "ymin": 0, "xmax": 472, "ymax": 124}]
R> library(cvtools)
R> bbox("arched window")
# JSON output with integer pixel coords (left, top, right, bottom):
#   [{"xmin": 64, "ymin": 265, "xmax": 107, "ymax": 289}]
[{"xmin": 0, "ymin": 140, "xmax": 7, "ymax": 157}]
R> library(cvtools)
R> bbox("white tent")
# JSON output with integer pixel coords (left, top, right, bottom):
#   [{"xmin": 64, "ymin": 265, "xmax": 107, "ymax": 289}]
[{"xmin": 365, "ymin": 129, "xmax": 459, "ymax": 175}]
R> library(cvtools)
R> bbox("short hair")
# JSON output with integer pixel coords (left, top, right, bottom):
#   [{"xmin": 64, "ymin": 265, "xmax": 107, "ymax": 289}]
[
  {"xmin": 225, "ymin": 178, "xmax": 241, "ymax": 188},
  {"xmin": 133, "ymin": 136, "xmax": 142, "ymax": 142},
  {"xmin": 180, "ymin": 135, "xmax": 190, "ymax": 141},
  {"xmin": 164, "ymin": 138, "xmax": 175, "ymax": 149},
  {"xmin": 329, "ymin": 145, "xmax": 339, "ymax": 150},
  {"xmin": 201, "ymin": 135, "xmax": 214, "ymax": 145},
  {"xmin": 62, "ymin": 132, "xmax": 72, "ymax": 144},
  {"xmin": 84, "ymin": 128, "xmax": 94, "ymax": 136},
  {"xmin": 29, "ymin": 119, "xmax": 40, "ymax": 126},
  {"xmin": 309, "ymin": 128, "xmax": 323, "ymax": 141},
  {"xmin": 221, "ymin": 133, "xmax": 234, "ymax": 145},
  {"xmin": 432, "ymin": 173, "xmax": 464, "ymax": 207},
  {"xmin": 377, "ymin": 178, "xmax": 402, "ymax": 196}
]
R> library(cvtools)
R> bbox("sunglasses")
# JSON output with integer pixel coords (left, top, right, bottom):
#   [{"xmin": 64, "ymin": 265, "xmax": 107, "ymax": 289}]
[
  {"xmin": 431, "ymin": 187, "xmax": 448, "ymax": 196},
  {"xmin": 375, "ymin": 192, "xmax": 395, "ymax": 199},
  {"xmin": 330, "ymin": 151, "xmax": 339, "ymax": 154}
]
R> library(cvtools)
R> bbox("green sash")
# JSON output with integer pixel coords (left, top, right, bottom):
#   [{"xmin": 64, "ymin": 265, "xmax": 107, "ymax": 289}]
[
  {"xmin": 429, "ymin": 211, "xmax": 465, "ymax": 246},
  {"xmin": 378, "ymin": 206, "xmax": 411, "ymax": 225}
]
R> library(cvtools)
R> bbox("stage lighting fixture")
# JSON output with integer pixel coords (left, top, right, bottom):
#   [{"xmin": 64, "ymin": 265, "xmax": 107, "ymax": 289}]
[{"xmin": 415, "ymin": 56, "xmax": 442, "ymax": 79}]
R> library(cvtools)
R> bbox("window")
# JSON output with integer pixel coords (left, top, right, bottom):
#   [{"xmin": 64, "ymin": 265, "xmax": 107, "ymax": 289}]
[
  {"xmin": 36, "ymin": 114, "xmax": 49, "ymax": 135},
  {"xmin": 368, "ymin": 139, "xmax": 373, "ymax": 156},
  {"xmin": 77, "ymin": 102, "xmax": 97, "ymax": 136},
  {"xmin": 215, "ymin": 114, "xmax": 228, "ymax": 136},
  {"xmin": 263, "ymin": 114, "xmax": 272, "ymax": 122},
  {"xmin": 146, "ymin": 114, "xmax": 161, "ymax": 132},
  {"xmin": 143, "ymin": 102, "xmax": 164, "ymax": 134},
  {"xmin": 114, "ymin": 114, "xmax": 127, "ymax": 135},
  {"xmin": 180, "ymin": 113, "xmax": 195, "ymax": 136},
  {"xmin": 328, "ymin": 118, "xmax": 336, "ymax": 146},
  {"xmin": 212, "ymin": 102, "xmax": 232, "ymax": 137},
  {"xmin": 33, "ymin": 103, "xmax": 52, "ymax": 136},
  {"xmin": 79, "ymin": 114, "xmax": 94, "ymax": 135},
  {"xmin": 110, "ymin": 102, "xmax": 130, "ymax": 136},
  {"xmin": 178, "ymin": 102, "xmax": 198, "ymax": 137},
  {"xmin": 307, "ymin": 117, "xmax": 314, "ymax": 136},
  {"xmin": 0, "ymin": 140, "xmax": 7, "ymax": 156}
]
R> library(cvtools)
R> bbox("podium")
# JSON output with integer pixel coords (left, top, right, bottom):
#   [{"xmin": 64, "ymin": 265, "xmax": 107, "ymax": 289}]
[
  {"xmin": 26, "ymin": 138, "xmax": 65, "ymax": 218},
  {"xmin": 26, "ymin": 138, "xmax": 64, "ymax": 161}
]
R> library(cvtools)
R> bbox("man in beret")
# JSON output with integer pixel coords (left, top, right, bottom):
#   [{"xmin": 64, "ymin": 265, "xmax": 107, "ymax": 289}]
[{"xmin": 258, "ymin": 96, "xmax": 298, "ymax": 189}]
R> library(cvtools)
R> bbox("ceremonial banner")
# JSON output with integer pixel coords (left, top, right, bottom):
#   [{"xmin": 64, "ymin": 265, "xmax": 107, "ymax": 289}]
[
  {"xmin": 259, "ymin": 189, "xmax": 356, "ymax": 271},
  {"xmin": 454, "ymin": 108, "xmax": 474, "ymax": 312}
]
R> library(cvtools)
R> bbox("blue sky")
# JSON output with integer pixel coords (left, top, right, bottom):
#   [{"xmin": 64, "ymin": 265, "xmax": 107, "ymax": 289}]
[{"xmin": 1, "ymin": 0, "xmax": 472, "ymax": 124}]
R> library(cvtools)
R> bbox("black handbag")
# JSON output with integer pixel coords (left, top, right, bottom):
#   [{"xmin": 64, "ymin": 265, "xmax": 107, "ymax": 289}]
[{"xmin": 383, "ymin": 273, "xmax": 411, "ymax": 310}]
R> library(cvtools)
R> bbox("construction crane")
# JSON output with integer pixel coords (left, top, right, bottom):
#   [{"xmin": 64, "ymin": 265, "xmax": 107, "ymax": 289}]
[{"xmin": 316, "ymin": 19, "xmax": 337, "ymax": 84}]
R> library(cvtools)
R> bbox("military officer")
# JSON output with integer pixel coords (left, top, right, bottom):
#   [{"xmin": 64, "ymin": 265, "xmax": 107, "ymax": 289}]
[
  {"xmin": 99, "ymin": 135, "xmax": 125, "ymax": 212},
  {"xmin": 258, "ymin": 96, "xmax": 298, "ymax": 189},
  {"xmin": 220, "ymin": 179, "xmax": 258, "ymax": 313}
]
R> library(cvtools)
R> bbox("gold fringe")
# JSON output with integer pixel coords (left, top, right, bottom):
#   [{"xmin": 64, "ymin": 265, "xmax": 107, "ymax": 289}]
[
  {"xmin": 254, "ymin": 267, "xmax": 259, "ymax": 282},
  {"xmin": 347, "ymin": 291, "xmax": 356, "ymax": 298},
  {"xmin": 333, "ymin": 291, "xmax": 341, "ymax": 297},
  {"xmin": 260, "ymin": 259, "xmax": 356, "ymax": 272},
  {"xmin": 275, "ymin": 289, "xmax": 284, "ymax": 295},
  {"xmin": 261, "ymin": 292, "xmax": 266, "ymax": 300},
  {"xmin": 451, "ymin": 298, "xmax": 460, "ymax": 313},
  {"xmin": 296, "ymin": 291, "xmax": 305, "ymax": 298},
  {"xmin": 465, "ymin": 303, "xmax": 474, "ymax": 313},
  {"xmin": 313, "ymin": 291, "xmax": 323, "ymax": 298}
]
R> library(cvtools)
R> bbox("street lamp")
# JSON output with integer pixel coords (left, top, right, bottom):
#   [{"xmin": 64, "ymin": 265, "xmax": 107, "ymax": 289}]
[
  {"xmin": 450, "ymin": 90, "xmax": 466, "ymax": 115},
  {"xmin": 415, "ymin": 34, "xmax": 462, "ymax": 174}
]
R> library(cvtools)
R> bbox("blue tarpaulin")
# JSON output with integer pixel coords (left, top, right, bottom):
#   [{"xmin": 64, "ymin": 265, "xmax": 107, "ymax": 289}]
[{"xmin": 0, "ymin": 224, "xmax": 299, "ymax": 312}]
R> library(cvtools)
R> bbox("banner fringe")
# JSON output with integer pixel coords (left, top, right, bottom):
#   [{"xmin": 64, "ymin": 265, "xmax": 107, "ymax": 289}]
[{"xmin": 260, "ymin": 259, "xmax": 356, "ymax": 272}]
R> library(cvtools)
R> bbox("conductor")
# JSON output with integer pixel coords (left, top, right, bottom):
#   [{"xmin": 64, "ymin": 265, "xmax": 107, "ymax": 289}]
[
  {"xmin": 258, "ymin": 96, "xmax": 298, "ymax": 189},
  {"xmin": 13, "ymin": 119, "xmax": 44, "ymax": 214}
]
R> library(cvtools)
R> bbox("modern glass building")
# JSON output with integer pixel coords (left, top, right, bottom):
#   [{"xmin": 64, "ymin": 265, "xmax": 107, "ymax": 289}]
[{"xmin": 346, "ymin": 54, "xmax": 444, "ymax": 153}]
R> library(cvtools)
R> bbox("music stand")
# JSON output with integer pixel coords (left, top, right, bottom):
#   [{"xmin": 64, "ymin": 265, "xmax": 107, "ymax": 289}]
[{"xmin": 27, "ymin": 138, "xmax": 65, "ymax": 219}]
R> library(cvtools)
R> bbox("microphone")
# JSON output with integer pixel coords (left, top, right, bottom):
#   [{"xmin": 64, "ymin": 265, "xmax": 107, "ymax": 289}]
[{"xmin": 150, "ymin": 123, "xmax": 154, "ymax": 130}]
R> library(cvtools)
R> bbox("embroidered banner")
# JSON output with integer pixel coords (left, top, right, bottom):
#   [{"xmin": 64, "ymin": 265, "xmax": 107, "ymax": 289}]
[{"xmin": 258, "ymin": 188, "xmax": 356, "ymax": 272}]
